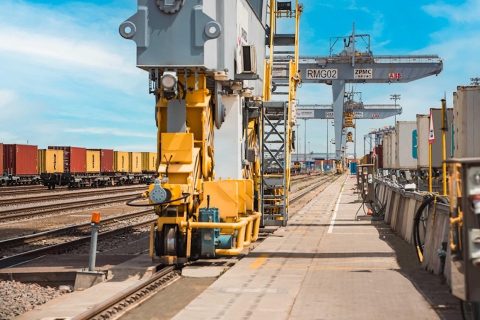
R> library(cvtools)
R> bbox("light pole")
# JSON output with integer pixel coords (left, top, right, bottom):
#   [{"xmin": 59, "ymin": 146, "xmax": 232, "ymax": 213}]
[{"xmin": 390, "ymin": 94, "xmax": 401, "ymax": 125}]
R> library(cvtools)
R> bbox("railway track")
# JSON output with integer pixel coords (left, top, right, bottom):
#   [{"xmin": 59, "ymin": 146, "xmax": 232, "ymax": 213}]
[
  {"xmin": 0, "ymin": 210, "xmax": 156, "ymax": 268},
  {"xmin": 70, "ymin": 175, "xmax": 339, "ymax": 320},
  {"xmin": 0, "ymin": 185, "xmax": 147, "ymax": 206},
  {"xmin": 290, "ymin": 174, "xmax": 338, "ymax": 203},
  {"xmin": 0, "ymin": 174, "xmax": 338, "ymax": 270},
  {"xmin": 73, "ymin": 266, "xmax": 180, "ymax": 320},
  {"xmin": 0, "ymin": 192, "xmax": 143, "ymax": 223}
]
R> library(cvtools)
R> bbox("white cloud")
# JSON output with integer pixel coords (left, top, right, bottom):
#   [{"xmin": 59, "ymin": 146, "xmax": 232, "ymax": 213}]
[
  {"xmin": 0, "ymin": 90, "xmax": 17, "ymax": 108},
  {"xmin": 64, "ymin": 127, "xmax": 156, "ymax": 139},
  {"xmin": 423, "ymin": 0, "xmax": 480, "ymax": 23}
]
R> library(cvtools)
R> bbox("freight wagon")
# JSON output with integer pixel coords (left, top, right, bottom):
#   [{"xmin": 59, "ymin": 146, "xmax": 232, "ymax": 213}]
[
  {"xmin": 0, "ymin": 144, "xmax": 41, "ymax": 186},
  {"xmin": 41, "ymin": 147, "xmax": 155, "ymax": 188},
  {"xmin": 0, "ymin": 143, "xmax": 158, "ymax": 188}
]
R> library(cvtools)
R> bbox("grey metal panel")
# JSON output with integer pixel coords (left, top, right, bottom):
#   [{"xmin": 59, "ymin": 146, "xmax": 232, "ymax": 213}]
[
  {"xmin": 454, "ymin": 86, "xmax": 480, "ymax": 158},
  {"xmin": 120, "ymin": 0, "xmax": 266, "ymax": 96},
  {"xmin": 121, "ymin": 0, "xmax": 217, "ymax": 67},
  {"xmin": 416, "ymin": 115, "xmax": 429, "ymax": 168}
]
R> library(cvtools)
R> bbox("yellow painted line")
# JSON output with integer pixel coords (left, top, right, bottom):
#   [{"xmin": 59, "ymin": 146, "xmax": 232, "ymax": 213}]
[{"xmin": 249, "ymin": 254, "xmax": 269, "ymax": 269}]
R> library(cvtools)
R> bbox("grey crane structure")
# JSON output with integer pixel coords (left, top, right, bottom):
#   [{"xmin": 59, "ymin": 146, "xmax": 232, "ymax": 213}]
[{"xmin": 273, "ymin": 26, "xmax": 443, "ymax": 165}]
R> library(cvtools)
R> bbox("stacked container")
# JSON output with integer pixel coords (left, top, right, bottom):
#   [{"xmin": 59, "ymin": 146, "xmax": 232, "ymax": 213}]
[
  {"xmin": 100, "ymin": 149, "xmax": 114, "ymax": 173},
  {"xmin": 114, "ymin": 151, "xmax": 130, "ymax": 172},
  {"xmin": 382, "ymin": 133, "xmax": 390, "ymax": 168},
  {"xmin": 141, "ymin": 152, "xmax": 157, "ymax": 173},
  {"xmin": 395, "ymin": 121, "xmax": 417, "ymax": 170},
  {"xmin": 38, "ymin": 149, "xmax": 64, "ymax": 174},
  {"xmin": 0, "ymin": 143, "xmax": 3, "ymax": 175},
  {"xmin": 375, "ymin": 145, "xmax": 383, "ymax": 168},
  {"xmin": 48, "ymin": 146, "xmax": 86, "ymax": 173},
  {"xmin": 86, "ymin": 150, "xmax": 101, "ymax": 173},
  {"xmin": 4, "ymin": 144, "xmax": 38, "ymax": 175},
  {"xmin": 390, "ymin": 130, "xmax": 397, "ymax": 169},
  {"xmin": 416, "ymin": 115, "xmax": 429, "ymax": 168},
  {"xmin": 453, "ymin": 86, "xmax": 480, "ymax": 158},
  {"xmin": 129, "ymin": 152, "xmax": 142, "ymax": 173}
]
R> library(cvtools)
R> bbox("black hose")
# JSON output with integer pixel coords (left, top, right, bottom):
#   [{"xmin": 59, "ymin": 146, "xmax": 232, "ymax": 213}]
[
  {"xmin": 413, "ymin": 195, "xmax": 434, "ymax": 263},
  {"xmin": 413, "ymin": 195, "xmax": 448, "ymax": 263},
  {"xmin": 126, "ymin": 193, "xmax": 191, "ymax": 207}
]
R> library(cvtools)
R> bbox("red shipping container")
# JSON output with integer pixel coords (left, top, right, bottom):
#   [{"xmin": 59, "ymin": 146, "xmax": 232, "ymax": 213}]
[
  {"xmin": 375, "ymin": 145, "xmax": 384, "ymax": 168},
  {"xmin": 48, "ymin": 146, "xmax": 86, "ymax": 173},
  {"xmin": 0, "ymin": 143, "xmax": 3, "ymax": 175},
  {"xmin": 100, "ymin": 149, "xmax": 114, "ymax": 173},
  {"xmin": 3, "ymin": 144, "xmax": 38, "ymax": 175}
]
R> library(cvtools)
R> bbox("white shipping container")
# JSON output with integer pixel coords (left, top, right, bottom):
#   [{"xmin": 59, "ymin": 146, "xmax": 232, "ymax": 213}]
[
  {"xmin": 390, "ymin": 130, "xmax": 397, "ymax": 169},
  {"xmin": 395, "ymin": 121, "xmax": 417, "ymax": 169},
  {"xmin": 382, "ymin": 133, "xmax": 390, "ymax": 168},
  {"xmin": 453, "ymin": 86, "xmax": 480, "ymax": 158},
  {"xmin": 416, "ymin": 115, "xmax": 429, "ymax": 168}
]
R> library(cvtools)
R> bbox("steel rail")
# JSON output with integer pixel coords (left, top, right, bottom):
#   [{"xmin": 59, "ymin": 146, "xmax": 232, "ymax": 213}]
[
  {"xmin": 0, "ymin": 193, "xmax": 143, "ymax": 222},
  {"xmin": 73, "ymin": 266, "xmax": 179, "ymax": 320},
  {"xmin": 0, "ymin": 209, "xmax": 154, "ymax": 248},
  {"xmin": 0, "ymin": 218, "xmax": 156, "ymax": 269},
  {"xmin": 0, "ymin": 185, "xmax": 146, "ymax": 206}
]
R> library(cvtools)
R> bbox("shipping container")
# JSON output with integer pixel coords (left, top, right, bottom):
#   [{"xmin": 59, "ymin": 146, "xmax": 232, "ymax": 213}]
[
  {"xmin": 430, "ymin": 108, "xmax": 454, "ymax": 167},
  {"xmin": 382, "ymin": 133, "xmax": 390, "ymax": 168},
  {"xmin": 100, "ymin": 149, "xmax": 114, "ymax": 173},
  {"xmin": 129, "ymin": 152, "xmax": 142, "ymax": 173},
  {"xmin": 395, "ymin": 121, "xmax": 416, "ymax": 169},
  {"xmin": 38, "ymin": 149, "xmax": 64, "ymax": 174},
  {"xmin": 48, "ymin": 146, "xmax": 86, "ymax": 173},
  {"xmin": 114, "ymin": 151, "xmax": 130, "ymax": 172},
  {"xmin": 0, "ymin": 143, "xmax": 3, "ymax": 175},
  {"xmin": 86, "ymin": 150, "xmax": 101, "ymax": 173},
  {"xmin": 390, "ymin": 130, "xmax": 397, "ymax": 169},
  {"xmin": 374, "ymin": 145, "xmax": 383, "ymax": 168},
  {"xmin": 416, "ymin": 115, "xmax": 429, "ymax": 168},
  {"xmin": 4, "ymin": 144, "xmax": 38, "ymax": 175},
  {"xmin": 454, "ymin": 86, "xmax": 480, "ymax": 158},
  {"xmin": 141, "ymin": 152, "xmax": 157, "ymax": 173}
]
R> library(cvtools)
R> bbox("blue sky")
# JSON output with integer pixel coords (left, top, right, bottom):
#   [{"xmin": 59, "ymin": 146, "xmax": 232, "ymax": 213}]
[{"xmin": 0, "ymin": 0, "xmax": 479, "ymax": 154}]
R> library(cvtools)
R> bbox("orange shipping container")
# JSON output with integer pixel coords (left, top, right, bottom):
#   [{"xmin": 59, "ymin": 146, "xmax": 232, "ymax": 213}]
[
  {"xmin": 114, "ymin": 151, "xmax": 130, "ymax": 172},
  {"xmin": 141, "ymin": 152, "xmax": 157, "ymax": 172},
  {"xmin": 38, "ymin": 149, "xmax": 64, "ymax": 174},
  {"xmin": 86, "ymin": 150, "xmax": 101, "ymax": 173},
  {"xmin": 129, "ymin": 152, "xmax": 142, "ymax": 173}
]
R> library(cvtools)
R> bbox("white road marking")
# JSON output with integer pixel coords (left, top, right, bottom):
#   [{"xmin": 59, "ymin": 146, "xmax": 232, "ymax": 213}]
[{"xmin": 327, "ymin": 176, "xmax": 348, "ymax": 234}]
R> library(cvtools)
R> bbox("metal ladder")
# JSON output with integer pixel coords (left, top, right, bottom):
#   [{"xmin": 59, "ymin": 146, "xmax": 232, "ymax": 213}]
[{"xmin": 261, "ymin": 1, "xmax": 301, "ymax": 226}]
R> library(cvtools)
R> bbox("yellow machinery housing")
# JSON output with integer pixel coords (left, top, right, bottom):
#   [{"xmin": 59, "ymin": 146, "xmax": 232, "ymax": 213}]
[{"xmin": 120, "ymin": 0, "xmax": 302, "ymax": 263}]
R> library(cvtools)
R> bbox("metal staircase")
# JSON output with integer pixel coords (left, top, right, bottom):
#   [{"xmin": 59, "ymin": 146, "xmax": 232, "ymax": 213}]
[{"xmin": 261, "ymin": 1, "xmax": 302, "ymax": 226}]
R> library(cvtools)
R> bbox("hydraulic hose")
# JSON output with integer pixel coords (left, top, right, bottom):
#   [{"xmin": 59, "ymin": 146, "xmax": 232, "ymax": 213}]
[
  {"xmin": 413, "ymin": 195, "xmax": 434, "ymax": 263},
  {"xmin": 126, "ymin": 193, "xmax": 191, "ymax": 207},
  {"xmin": 413, "ymin": 194, "xmax": 448, "ymax": 263}
]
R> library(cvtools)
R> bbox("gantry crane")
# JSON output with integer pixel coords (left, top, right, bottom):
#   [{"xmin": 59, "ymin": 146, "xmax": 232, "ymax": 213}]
[{"xmin": 278, "ymin": 25, "xmax": 443, "ymax": 171}]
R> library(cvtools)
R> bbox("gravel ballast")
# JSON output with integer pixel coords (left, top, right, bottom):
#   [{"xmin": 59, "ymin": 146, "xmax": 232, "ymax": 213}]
[{"xmin": 0, "ymin": 280, "xmax": 66, "ymax": 319}]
